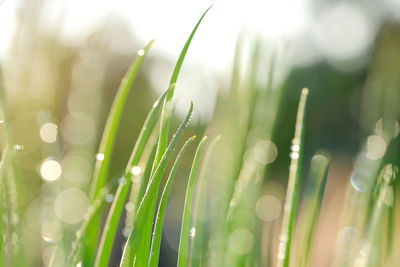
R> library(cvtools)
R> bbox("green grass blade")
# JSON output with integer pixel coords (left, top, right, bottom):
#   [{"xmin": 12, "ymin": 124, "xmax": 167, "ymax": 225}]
[
  {"xmin": 355, "ymin": 164, "xmax": 398, "ymax": 267},
  {"xmin": 124, "ymin": 140, "xmax": 158, "ymax": 234},
  {"xmin": 120, "ymin": 103, "xmax": 194, "ymax": 267},
  {"xmin": 68, "ymin": 178, "xmax": 120, "ymax": 265},
  {"xmin": 89, "ymin": 39, "xmax": 155, "ymax": 203},
  {"xmin": 177, "ymin": 136, "xmax": 208, "ymax": 267},
  {"xmin": 148, "ymin": 136, "xmax": 197, "ymax": 267},
  {"xmin": 137, "ymin": 9, "xmax": 210, "ymax": 265},
  {"xmin": 297, "ymin": 153, "xmax": 329, "ymax": 267},
  {"xmin": 166, "ymin": 5, "xmax": 212, "ymax": 101},
  {"xmin": 0, "ymin": 148, "xmax": 8, "ymax": 267},
  {"xmin": 153, "ymin": 5, "xmax": 212, "ymax": 176},
  {"xmin": 277, "ymin": 88, "xmax": 309, "ymax": 267},
  {"xmin": 84, "ymin": 40, "xmax": 154, "ymax": 265},
  {"xmin": 93, "ymin": 86, "xmax": 172, "ymax": 267},
  {"xmin": 190, "ymin": 135, "xmax": 221, "ymax": 266}
]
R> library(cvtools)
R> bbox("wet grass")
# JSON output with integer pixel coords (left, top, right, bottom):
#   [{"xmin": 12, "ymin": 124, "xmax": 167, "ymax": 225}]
[{"xmin": 0, "ymin": 4, "xmax": 399, "ymax": 267}]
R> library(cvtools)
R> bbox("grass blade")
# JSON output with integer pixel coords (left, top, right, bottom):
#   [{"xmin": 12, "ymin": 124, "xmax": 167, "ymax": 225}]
[
  {"xmin": 124, "ymin": 139, "xmax": 158, "ymax": 235},
  {"xmin": 177, "ymin": 136, "xmax": 208, "ymax": 267},
  {"xmin": 354, "ymin": 164, "xmax": 398, "ymax": 267},
  {"xmin": 148, "ymin": 135, "xmax": 197, "ymax": 267},
  {"xmin": 120, "ymin": 102, "xmax": 194, "ymax": 267},
  {"xmin": 137, "ymin": 8, "xmax": 211, "ymax": 266},
  {"xmin": 68, "ymin": 177, "xmax": 121, "ymax": 265},
  {"xmin": 277, "ymin": 88, "xmax": 309, "ymax": 267},
  {"xmin": 297, "ymin": 153, "xmax": 329, "ymax": 267},
  {"xmin": 190, "ymin": 135, "xmax": 221, "ymax": 266},
  {"xmin": 89, "ymin": 39, "xmax": 155, "ymax": 203},
  {"xmin": 93, "ymin": 86, "xmax": 172, "ymax": 267},
  {"xmin": 85, "ymin": 40, "xmax": 154, "ymax": 265},
  {"xmin": 153, "ymin": 5, "xmax": 212, "ymax": 174},
  {"xmin": 0, "ymin": 148, "xmax": 8, "ymax": 267}
]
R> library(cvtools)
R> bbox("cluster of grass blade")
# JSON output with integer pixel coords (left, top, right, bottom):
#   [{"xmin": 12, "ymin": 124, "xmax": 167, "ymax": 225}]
[
  {"xmin": 1, "ymin": 4, "xmax": 400, "ymax": 267},
  {"xmin": 76, "ymin": 7, "xmax": 212, "ymax": 267}
]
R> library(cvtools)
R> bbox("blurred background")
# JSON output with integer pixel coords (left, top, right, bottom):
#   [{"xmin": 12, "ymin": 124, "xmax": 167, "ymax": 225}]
[{"xmin": 0, "ymin": 0, "xmax": 399, "ymax": 266}]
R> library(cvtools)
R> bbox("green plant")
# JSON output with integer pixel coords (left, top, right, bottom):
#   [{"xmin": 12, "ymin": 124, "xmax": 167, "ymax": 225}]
[{"xmin": 0, "ymin": 4, "xmax": 399, "ymax": 267}]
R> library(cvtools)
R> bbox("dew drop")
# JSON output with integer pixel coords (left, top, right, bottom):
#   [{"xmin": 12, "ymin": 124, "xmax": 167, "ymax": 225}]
[
  {"xmin": 130, "ymin": 166, "xmax": 141, "ymax": 176},
  {"xmin": 291, "ymin": 144, "xmax": 300, "ymax": 152},
  {"xmin": 95, "ymin": 153, "xmax": 105, "ymax": 161},
  {"xmin": 366, "ymin": 135, "xmax": 386, "ymax": 160},
  {"xmin": 289, "ymin": 152, "xmax": 299, "ymax": 159},
  {"xmin": 137, "ymin": 49, "xmax": 145, "ymax": 56},
  {"xmin": 125, "ymin": 202, "xmax": 134, "ymax": 212},
  {"xmin": 13, "ymin": 144, "xmax": 24, "ymax": 151},
  {"xmin": 118, "ymin": 177, "xmax": 127, "ymax": 185},
  {"xmin": 189, "ymin": 227, "xmax": 196, "ymax": 238},
  {"xmin": 105, "ymin": 194, "xmax": 114, "ymax": 203},
  {"xmin": 122, "ymin": 228, "xmax": 130, "ymax": 238}
]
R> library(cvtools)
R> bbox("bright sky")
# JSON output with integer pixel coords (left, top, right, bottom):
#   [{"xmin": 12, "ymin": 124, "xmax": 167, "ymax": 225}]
[
  {"xmin": 0, "ymin": 0, "xmax": 380, "ymax": 120},
  {"xmin": 0, "ymin": 0, "xmax": 309, "ymax": 69}
]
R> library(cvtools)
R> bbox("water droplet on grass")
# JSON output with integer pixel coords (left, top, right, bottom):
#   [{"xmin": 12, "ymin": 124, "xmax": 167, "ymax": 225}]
[
  {"xmin": 189, "ymin": 227, "xmax": 196, "ymax": 238},
  {"xmin": 118, "ymin": 177, "xmax": 127, "ymax": 185},
  {"xmin": 289, "ymin": 152, "xmax": 299, "ymax": 159},
  {"xmin": 105, "ymin": 194, "xmax": 114, "ymax": 203},
  {"xmin": 366, "ymin": 135, "xmax": 386, "ymax": 160},
  {"xmin": 13, "ymin": 144, "xmax": 24, "ymax": 151},
  {"xmin": 125, "ymin": 202, "xmax": 134, "ymax": 212},
  {"xmin": 95, "ymin": 153, "xmax": 105, "ymax": 161},
  {"xmin": 130, "ymin": 166, "xmax": 141, "ymax": 175}
]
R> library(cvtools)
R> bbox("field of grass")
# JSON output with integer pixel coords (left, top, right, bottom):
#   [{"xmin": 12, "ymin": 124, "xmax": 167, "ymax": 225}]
[{"xmin": 0, "ymin": 4, "xmax": 399, "ymax": 267}]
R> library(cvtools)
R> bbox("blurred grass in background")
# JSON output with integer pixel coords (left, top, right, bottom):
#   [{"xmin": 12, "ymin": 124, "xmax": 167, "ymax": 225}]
[{"xmin": 0, "ymin": 0, "xmax": 399, "ymax": 266}]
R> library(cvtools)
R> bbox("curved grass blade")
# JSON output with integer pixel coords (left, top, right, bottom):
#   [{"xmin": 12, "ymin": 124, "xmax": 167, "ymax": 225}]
[
  {"xmin": 68, "ymin": 178, "xmax": 121, "ymax": 265},
  {"xmin": 148, "ymin": 136, "xmax": 197, "ymax": 267},
  {"xmin": 120, "ymin": 103, "xmax": 194, "ymax": 267},
  {"xmin": 93, "ymin": 86, "xmax": 172, "ymax": 267},
  {"xmin": 89, "ymin": 39, "xmax": 155, "ymax": 203},
  {"xmin": 124, "ymin": 139, "xmax": 158, "ymax": 234},
  {"xmin": 297, "ymin": 153, "xmax": 329, "ymax": 267},
  {"xmin": 84, "ymin": 40, "xmax": 154, "ymax": 265},
  {"xmin": 177, "ymin": 136, "xmax": 208, "ymax": 267},
  {"xmin": 153, "ymin": 5, "xmax": 212, "ymax": 175},
  {"xmin": 277, "ymin": 88, "xmax": 309, "ymax": 267},
  {"xmin": 138, "ymin": 8, "xmax": 211, "ymax": 265},
  {"xmin": 190, "ymin": 135, "xmax": 221, "ymax": 267}
]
